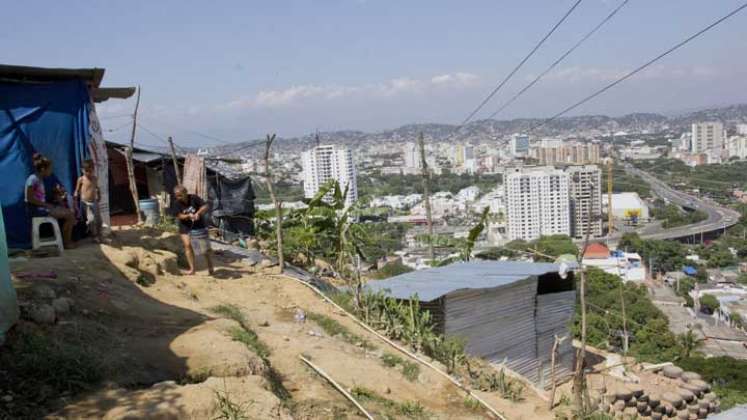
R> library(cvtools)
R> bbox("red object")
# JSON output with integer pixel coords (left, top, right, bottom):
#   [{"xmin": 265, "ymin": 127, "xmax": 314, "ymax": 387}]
[{"xmin": 583, "ymin": 242, "xmax": 610, "ymax": 259}]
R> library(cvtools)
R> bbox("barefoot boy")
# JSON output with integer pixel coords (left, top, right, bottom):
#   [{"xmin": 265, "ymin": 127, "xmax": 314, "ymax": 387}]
[{"xmin": 73, "ymin": 159, "xmax": 101, "ymax": 239}]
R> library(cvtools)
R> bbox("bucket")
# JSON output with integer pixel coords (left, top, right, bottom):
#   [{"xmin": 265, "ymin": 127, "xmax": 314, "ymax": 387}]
[
  {"xmin": 189, "ymin": 228, "xmax": 210, "ymax": 256},
  {"xmin": 139, "ymin": 199, "xmax": 160, "ymax": 225}
]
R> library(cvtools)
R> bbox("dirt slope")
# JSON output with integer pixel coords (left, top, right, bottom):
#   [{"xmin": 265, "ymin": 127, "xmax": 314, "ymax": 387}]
[{"xmin": 8, "ymin": 227, "xmax": 553, "ymax": 419}]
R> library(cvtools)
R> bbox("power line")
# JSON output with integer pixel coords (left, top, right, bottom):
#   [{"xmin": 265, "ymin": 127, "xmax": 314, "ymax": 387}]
[
  {"xmin": 136, "ymin": 123, "xmax": 188, "ymax": 154},
  {"xmin": 487, "ymin": 0, "xmax": 631, "ymax": 120},
  {"xmin": 139, "ymin": 114, "xmax": 247, "ymax": 145},
  {"xmin": 528, "ymin": 2, "xmax": 747, "ymax": 133},
  {"xmin": 461, "ymin": 0, "xmax": 584, "ymax": 126}
]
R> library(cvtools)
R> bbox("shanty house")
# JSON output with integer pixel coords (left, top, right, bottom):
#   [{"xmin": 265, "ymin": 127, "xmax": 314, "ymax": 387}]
[
  {"xmin": 0, "ymin": 64, "xmax": 134, "ymax": 248},
  {"xmin": 366, "ymin": 261, "xmax": 577, "ymax": 388}
]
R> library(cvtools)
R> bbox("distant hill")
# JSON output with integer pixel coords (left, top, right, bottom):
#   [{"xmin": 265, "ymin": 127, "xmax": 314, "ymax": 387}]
[{"xmin": 203, "ymin": 103, "xmax": 747, "ymax": 158}]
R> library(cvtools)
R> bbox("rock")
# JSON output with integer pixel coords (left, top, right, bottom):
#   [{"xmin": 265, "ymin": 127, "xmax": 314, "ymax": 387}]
[
  {"xmin": 637, "ymin": 393, "xmax": 649, "ymax": 403},
  {"xmin": 623, "ymin": 406, "xmax": 638, "ymax": 417},
  {"xmin": 678, "ymin": 389, "xmax": 695, "ymax": 403},
  {"xmin": 637, "ymin": 401, "xmax": 648, "ymax": 412},
  {"xmin": 687, "ymin": 404, "xmax": 699, "ymax": 414},
  {"xmin": 259, "ymin": 259, "xmax": 275, "ymax": 269},
  {"xmin": 689, "ymin": 379, "xmax": 710, "ymax": 393},
  {"xmin": 245, "ymin": 239, "xmax": 259, "ymax": 250},
  {"xmin": 662, "ymin": 365, "xmax": 684, "ymax": 379},
  {"xmin": 616, "ymin": 389, "xmax": 633, "ymax": 401},
  {"xmin": 663, "ymin": 403, "xmax": 675, "ymax": 416},
  {"xmin": 703, "ymin": 392, "xmax": 718, "ymax": 402},
  {"xmin": 681, "ymin": 371, "xmax": 702, "ymax": 382},
  {"xmin": 662, "ymin": 392, "xmax": 683, "ymax": 407},
  {"xmin": 52, "ymin": 297, "xmax": 72, "ymax": 315},
  {"xmin": 681, "ymin": 382, "xmax": 703, "ymax": 397},
  {"xmin": 629, "ymin": 386, "xmax": 644, "ymax": 398},
  {"xmin": 613, "ymin": 400, "xmax": 626, "ymax": 412},
  {"xmin": 648, "ymin": 393, "xmax": 660, "ymax": 408},
  {"xmin": 626, "ymin": 396, "xmax": 637, "ymax": 407},
  {"xmin": 29, "ymin": 304, "xmax": 56, "ymax": 324},
  {"xmin": 676, "ymin": 409, "xmax": 689, "ymax": 419},
  {"xmin": 697, "ymin": 408, "xmax": 707, "ymax": 419},
  {"xmin": 651, "ymin": 412, "xmax": 663, "ymax": 420},
  {"xmin": 33, "ymin": 285, "xmax": 56, "ymax": 300}
]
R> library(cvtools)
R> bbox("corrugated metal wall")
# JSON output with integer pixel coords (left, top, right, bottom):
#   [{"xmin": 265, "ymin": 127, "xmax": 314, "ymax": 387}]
[
  {"xmin": 535, "ymin": 290, "xmax": 576, "ymax": 388},
  {"xmin": 442, "ymin": 279, "xmax": 575, "ymax": 388},
  {"xmin": 444, "ymin": 278, "xmax": 541, "ymax": 383}
]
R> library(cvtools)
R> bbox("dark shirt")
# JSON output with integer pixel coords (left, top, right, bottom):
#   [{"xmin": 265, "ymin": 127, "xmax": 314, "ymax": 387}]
[{"xmin": 172, "ymin": 194, "xmax": 207, "ymax": 234}]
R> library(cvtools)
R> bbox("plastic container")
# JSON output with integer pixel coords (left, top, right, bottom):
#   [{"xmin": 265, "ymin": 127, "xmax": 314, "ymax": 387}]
[
  {"xmin": 139, "ymin": 199, "xmax": 160, "ymax": 225},
  {"xmin": 189, "ymin": 228, "xmax": 210, "ymax": 256}
]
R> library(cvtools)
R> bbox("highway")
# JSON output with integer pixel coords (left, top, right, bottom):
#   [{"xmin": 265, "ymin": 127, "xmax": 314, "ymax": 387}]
[{"xmin": 619, "ymin": 164, "xmax": 741, "ymax": 242}]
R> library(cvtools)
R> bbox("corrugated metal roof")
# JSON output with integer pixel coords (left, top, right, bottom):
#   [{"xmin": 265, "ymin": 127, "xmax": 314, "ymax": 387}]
[
  {"xmin": 365, "ymin": 260, "xmax": 575, "ymax": 301},
  {"xmin": 707, "ymin": 405, "xmax": 747, "ymax": 420},
  {"xmin": 132, "ymin": 152, "xmax": 164, "ymax": 163}
]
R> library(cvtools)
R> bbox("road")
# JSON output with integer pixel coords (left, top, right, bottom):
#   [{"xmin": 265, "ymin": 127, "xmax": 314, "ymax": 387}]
[{"xmin": 612, "ymin": 165, "xmax": 741, "ymax": 242}]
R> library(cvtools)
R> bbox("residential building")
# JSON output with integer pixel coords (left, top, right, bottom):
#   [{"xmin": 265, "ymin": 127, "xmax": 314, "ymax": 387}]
[
  {"xmin": 504, "ymin": 167, "xmax": 570, "ymax": 241},
  {"xmin": 727, "ymin": 136, "xmax": 747, "ymax": 160},
  {"xmin": 402, "ymin": 142, "xmax": 419, "ymax": 169},
  {"xmin": 737, "ymin": 124, "xmax": 747, "ymax": 136},
  {"xmin": 511, "ymin": 134, "xmax": 530, "ymax": 157},
  {"xmin": 566, "ymin": 165, "xmax": 603, "ymax": 238},
  {"xmin": 691, "ymin": 122, "xmax": 725, "ymax": 154},
  {"xmin": 531, "ymin": 141, "xmax": 601, "ymax": 165},
  {"xmin": 302, "ymin": 144, "xmax": 358, "ymax": 207}
]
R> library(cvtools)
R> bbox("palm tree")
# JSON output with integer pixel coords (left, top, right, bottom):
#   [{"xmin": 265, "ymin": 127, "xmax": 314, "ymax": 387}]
[{"xmin": 678, "ymin": 328, "xmax": 703, "ymax": 358}]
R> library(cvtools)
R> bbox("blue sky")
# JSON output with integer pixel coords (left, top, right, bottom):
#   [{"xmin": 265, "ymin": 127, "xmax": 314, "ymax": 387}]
[{"xmin": 2, "ymin": 0, "xmax": 746, "ymax": 146}]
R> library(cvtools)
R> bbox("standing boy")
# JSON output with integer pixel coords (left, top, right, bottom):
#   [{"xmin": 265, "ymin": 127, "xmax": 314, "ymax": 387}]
[{"xmin": 73, "ymin": 160, "xmax": 101, "ymax": 240}]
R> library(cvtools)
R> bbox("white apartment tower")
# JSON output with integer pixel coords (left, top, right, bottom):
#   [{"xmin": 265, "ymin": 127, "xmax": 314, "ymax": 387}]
[
  {"xmin": 302, "ymin": 145, "xmax": 358, "ymax": 207},
  {"xmin": 504, "ymin": 167, "xmax": 570, "ymax": 241},
  {"xmin": 691, "ymin": 122, "xmax": 725, "ymax": 154},
  {"xmin": 566, "ymin": 165, "xmax": 603, "ymax": 239},
  {"xmin": 402, "ymin": 142, "xmax": 420, "ymax": 169},
  {"xmin": 511, "ymin": 134, "xmax": 530, "ymax": 157}
]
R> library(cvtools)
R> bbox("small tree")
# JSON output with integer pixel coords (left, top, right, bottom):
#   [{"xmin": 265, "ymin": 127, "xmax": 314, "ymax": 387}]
[
  {"xmin": 678, "ymin": 328, "xmax": 703, "ymax": 358},
  {"xmin": 699, "ymin": 294, "xmax": 720, "ymax": 315}
]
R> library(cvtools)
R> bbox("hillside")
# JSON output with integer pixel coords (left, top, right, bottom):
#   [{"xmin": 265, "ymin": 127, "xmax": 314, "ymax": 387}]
[{"xmin": 202, "ymin": 104, "xmax": 747, "ymax": 158}]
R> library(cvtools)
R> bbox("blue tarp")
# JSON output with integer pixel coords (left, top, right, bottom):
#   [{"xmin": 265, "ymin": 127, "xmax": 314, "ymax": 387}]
[
  {"xmin": 0, "ymin": 199, "xmax": 18, "ymax": 344},
  {"xmin": 683, "ymin": 266, "xmax": 697, "ymax": 276},
  {"xmin": 0, "ymin": 80, "xmax": 90, "ymax": 249}
]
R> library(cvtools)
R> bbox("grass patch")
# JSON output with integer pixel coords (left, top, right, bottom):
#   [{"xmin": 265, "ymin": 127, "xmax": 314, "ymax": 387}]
[
  {"xmin": 211, "ymin": 303, "xmax": 291, "ymax": 402},
  {"xmin": 228, "ymin": 326, "xmax": 271, "ymax": 358},
  {"xmin": 463, "ymin": 396, "xmax": 481, "ymax": 411},
  {"xmin": 351, "ymin": 386, "xmax": 428, "ymax": 419},
  {"xmin": 379, "ymin": 353, "xmax": 420, "ymax": 382},
  {"xmin": 0, "ymin": 329, "xmax": 103, "ymax": 419},
  {"xmin": 306, "ymin": 311, "xmax": 376, "ymax": 351},
  {"xmin": 213, "ymin": 388, "xmax": 252, "ymax": 420}
]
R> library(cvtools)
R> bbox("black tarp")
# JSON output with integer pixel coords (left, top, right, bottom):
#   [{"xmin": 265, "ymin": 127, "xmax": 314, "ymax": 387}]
[{"xmin": 163, "ymin": 164, "xmax": 255, "ymax": 238}]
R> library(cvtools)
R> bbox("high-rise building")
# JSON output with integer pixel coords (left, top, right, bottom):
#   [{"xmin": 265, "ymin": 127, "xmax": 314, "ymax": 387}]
[
  {"xmin": 302, "ymin": 145, "xmax": 358, "ymax": 207},
  {"xmin": 530, "ymin": 141, "xmax": 601, "ymax": 165},
  {"xmin": 511, "ymin": 134, "xmax": 530, "ymax": 157},
  {"xmin": 737, "ymin": 124, "xmax": 747, "ymax": 136},
  {"xmin": 504, "ymin": 167, "xmax": 570, "ymax": 241},
  {"xmin": 728, "ymin": 136, "xmax": 747, "ymax": 160},
  {"xmin": 566, "ymin": 165, "xmax": 603, "ymax": 239},
  {"xmin": 402, "ymin": 142, "xmax": 419, "ymax": 169},
  {"xmin": 691, "ymin": 122, "xmax": 725, "ymax": 154}
]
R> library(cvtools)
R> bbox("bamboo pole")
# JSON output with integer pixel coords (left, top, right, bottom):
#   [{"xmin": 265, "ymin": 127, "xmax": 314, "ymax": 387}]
[
  {"xmin": 299, "ymin": 355, "xmax": 374, "ymax": 420},
  {"xmin": 418, "ymin": 133, "xmax": 434, "ymax": 262},
  {"xmin": 126, "ymin": 86, "xmax": 142, "ymax": 223},
  {"xmin": 264, "ymin": 134, "xmax": 284, "ymax": 271},
  {"xmin": 168, "ymin": 136, "xmax": 182, "ymax": 185}
]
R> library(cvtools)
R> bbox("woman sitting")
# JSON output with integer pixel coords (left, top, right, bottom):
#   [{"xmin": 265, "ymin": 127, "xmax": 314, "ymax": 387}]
[{"xmin": 24, "ymin": 154, "xmax": 76, "ymax": 249}]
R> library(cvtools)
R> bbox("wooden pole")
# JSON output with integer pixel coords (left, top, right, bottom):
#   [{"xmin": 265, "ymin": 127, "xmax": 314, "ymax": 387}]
[
  {"xmin": 548, "ymin": 334, "xmax": 563, "ymax": 410},
  {"xmin": 418, "ymin": 132, "xmax": 435, "ymax": 262},
  {"xmin": 299, "ymin": 355, "xmax": 374, "ymax": 420},
  {"xmin": 264, "ymin": 134, "xmax": 284, "ymax": 271},
  {"xmin": 168, "ymin": 136, "xmax": 182, "ymax": 185},
  {"xmin": 607, "ymin": 159, "xmax": 614, "ymax": 234},
  {"xmin": 126, "ymin": 86, "xmax": 142, "ymax": 223}
]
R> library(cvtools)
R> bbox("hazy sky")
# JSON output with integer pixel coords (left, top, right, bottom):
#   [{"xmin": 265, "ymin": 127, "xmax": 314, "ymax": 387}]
[{"xmin": 2, "ymin": 0, "xmax": 746, "ymax": 147}]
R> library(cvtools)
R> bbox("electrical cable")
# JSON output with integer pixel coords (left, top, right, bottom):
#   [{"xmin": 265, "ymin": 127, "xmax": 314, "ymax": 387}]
[
  {"xmin": 528, "ymin": 2, "xmax": 747, "ymax": 133},
  {"xmin": 461, "ymin": 0, "xmax": 584, "ymax": 125},
  {"xmin": 487, "ymin": 0, "xmax": 631, "ymax": 120}
]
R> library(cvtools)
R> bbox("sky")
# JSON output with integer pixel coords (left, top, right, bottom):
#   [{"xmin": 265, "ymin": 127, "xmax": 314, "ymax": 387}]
[{"xmin": 2, "ymin": 0, "xmax": 747, "ymax": 147}]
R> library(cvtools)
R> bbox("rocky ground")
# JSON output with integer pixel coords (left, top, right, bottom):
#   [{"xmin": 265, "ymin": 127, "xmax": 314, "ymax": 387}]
[{"xmin": 3, "ymin": 227, "xmax": 560, "ymax": 419}]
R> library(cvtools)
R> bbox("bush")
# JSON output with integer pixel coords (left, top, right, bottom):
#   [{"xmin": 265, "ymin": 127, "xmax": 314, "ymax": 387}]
[
  {"xmin": 679, "ymin": 356, "xmax": 747, "ymax": 409},
  {"xmin": 700, "ymin": 294, "xmax": 720, "ymax": 314}
]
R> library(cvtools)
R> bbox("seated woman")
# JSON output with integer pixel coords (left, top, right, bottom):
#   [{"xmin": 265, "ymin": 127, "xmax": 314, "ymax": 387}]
[{"xmin": 25, "ymin": 154, "xmax": 76, "ymax": 249}]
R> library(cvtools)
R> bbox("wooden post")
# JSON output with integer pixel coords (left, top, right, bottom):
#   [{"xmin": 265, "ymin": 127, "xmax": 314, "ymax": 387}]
[
  {"xmin": 548, "ymin": 334, "xmax": 563, "ymax": 410},
  {"xmin": 418, "ymin": 132, "xmax": 434, "ymax": 262},
  {"xmin": 264, "ymin": 134, "xmax": 284, "ymax": 271},
  {"xmin": 620, "ymin": 285, "xmax": 628, "ymax": 355},
  {"xmin": 168, "ymin": 136, "xmax": 182, "ymax": 185},
  {"xmin": 126, "ymin": 86, "xmax": 142, "ymax": 223}
]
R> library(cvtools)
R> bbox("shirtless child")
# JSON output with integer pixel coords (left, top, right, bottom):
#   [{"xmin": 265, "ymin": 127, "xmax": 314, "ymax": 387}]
[{"xmin": 74, "ymin": 160, "xmax": 101, "ymax": 239}]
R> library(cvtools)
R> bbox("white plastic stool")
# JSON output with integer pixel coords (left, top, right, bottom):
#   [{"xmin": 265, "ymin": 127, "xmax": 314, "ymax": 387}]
[{"xmin": 31, "ymin": 217, "xmax": 64, "ymax": 255}]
